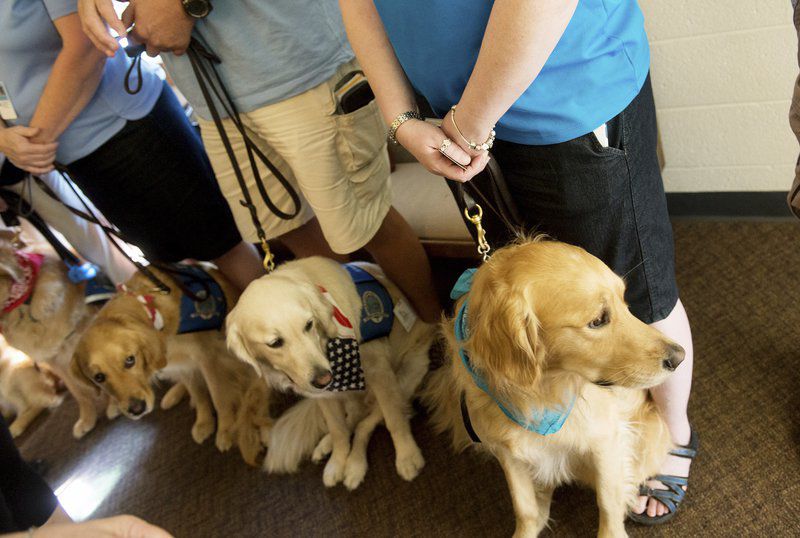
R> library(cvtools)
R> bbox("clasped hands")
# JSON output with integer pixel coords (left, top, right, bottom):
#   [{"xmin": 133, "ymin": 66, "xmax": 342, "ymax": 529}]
[{"xmin": 393, "ymin": 107, "xmax": 492, "ymax": 183}]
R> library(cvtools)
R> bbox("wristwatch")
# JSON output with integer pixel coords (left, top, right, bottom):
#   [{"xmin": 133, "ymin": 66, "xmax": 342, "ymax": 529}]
[{"xmin": 182, "ymin": 0, "xmax": 213, "ymax": 18}]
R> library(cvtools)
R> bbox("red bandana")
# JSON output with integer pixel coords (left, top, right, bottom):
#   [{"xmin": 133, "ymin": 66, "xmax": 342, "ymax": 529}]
[{"xmin": 3, "ymin": 252, "xmax": 44, "ymax": 314}]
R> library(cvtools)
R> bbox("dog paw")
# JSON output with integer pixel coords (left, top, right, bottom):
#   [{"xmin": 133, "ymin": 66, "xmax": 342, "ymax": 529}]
[
  {"xmin": 215, "ymin": 429, "xmax": 234, "ymax": 452},
  {"xmin": 105, "ymin": 403, "xmax": 121, "ymax": 420},
  {"xmin": 312, "ymin": 434, "xmax": 333, "ymax": 463},
  {"xmin": 9, "ymin": 421, "xmax": 25, "ymax": 438},
  {"xmin": 322, "ymin": 457, "xmax": 346, "ymax": 488},
  {"xmin": 191, "ymin": 419, "xmax": 215, "ymax": 444},
  {"xmin": 395, "ymin": 446, "xmax": 425, "ymax": 481},
  {"xmin": 343, "ymin": 455, "xmax": 368, "ymax": 491},
  {"xmin": 160, "ymin": 384, "xmax": 186, "ymax": 410},
  {"xmin": 72, "ymin": 417, "xmax": 96, "ymax": 439}
]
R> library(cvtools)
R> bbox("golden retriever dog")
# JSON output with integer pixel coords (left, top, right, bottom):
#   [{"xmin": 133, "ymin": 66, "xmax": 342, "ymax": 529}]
[
  {"xmin": 70, "ymin": 266, "xmax": 268, "ymax": 460},
  {"xmin": 424, "ymin": 239, "xmax": 684, "ymax": 538},
  {"xmin": 0, "ymin": 231, "xmax": 102, "ymax": 438},
  {"xmin": 0, "ymin": 339, "xmax": 63, "ymax": 437},
  {"xmin": 226, "ymin": 257, "xmax": 434, "ymax": 489}
]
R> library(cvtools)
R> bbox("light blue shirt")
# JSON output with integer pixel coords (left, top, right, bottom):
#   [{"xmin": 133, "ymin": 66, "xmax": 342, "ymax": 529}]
[
  {"xmin": 374, "ymin": 0, "xmax": 651, "ymax": 145},
  {"xmin": 161, "ymin": 0, "xmax": 353, "ymax": 120},
  {"xmin": 0, "ymin": 0, "xmax": 161, "ymax": 164}
]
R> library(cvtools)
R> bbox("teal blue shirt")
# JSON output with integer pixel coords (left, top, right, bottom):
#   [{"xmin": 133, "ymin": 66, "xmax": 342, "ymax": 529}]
[
  {"xmin": 0, "ymin": 0, "xmax": 162, "ymax": 164},
  {"xmin": 373, "ymin": 0, "xmax": 650, "ymax": 145},
  {"xmin": 161, "ymin": 0, "xmax": 353, "ymax": 120}
]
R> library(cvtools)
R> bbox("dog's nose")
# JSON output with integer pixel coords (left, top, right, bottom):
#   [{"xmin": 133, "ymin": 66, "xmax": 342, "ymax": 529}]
[
  {"xmin": 311, "ymin": 369, "xmax": 333, "ymax": 389},
  {"xmin": 128, "ymin": 398, "xmax": 146, "ymax": 416},
  {"xmin": 662, "ymin": 344, "xmax": 686, "ymax": 372}
]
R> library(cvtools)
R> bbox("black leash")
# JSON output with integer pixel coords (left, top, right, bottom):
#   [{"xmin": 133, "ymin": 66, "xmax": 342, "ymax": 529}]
[
  {"xmin": 185, "ymin": 36, "xmax": 302, "ymax": 271},
  {"xmin": 460, "ymin": 391, "xmax": 482, "ymax": 444},
  {"xmin": 0, "ymin": 188, "xmax": 82, "ymax": 267}
]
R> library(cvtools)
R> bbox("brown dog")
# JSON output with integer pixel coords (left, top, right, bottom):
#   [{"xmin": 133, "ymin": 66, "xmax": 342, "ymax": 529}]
[
  {"xmin": 0, "ymin": 231, "xmax": 102, "ymax": 438},
  {"xmin": 424, "ymin": 239, "xmax": 683, "ymax": 538},
  {"xmin": 71, "ymin": 265, "xmax": 268, "ymax": 460}
]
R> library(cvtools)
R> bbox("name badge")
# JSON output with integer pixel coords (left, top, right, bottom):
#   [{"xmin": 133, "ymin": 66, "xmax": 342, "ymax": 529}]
[{"xmin": 0, "ymin": 82, "xmax": 18, "ymax": 121}]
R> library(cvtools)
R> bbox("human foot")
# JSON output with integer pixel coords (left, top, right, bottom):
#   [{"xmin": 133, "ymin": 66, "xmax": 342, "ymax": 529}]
[{"xmin": 630, "ymin": 428, "xmax": 698, "ymax": 523}]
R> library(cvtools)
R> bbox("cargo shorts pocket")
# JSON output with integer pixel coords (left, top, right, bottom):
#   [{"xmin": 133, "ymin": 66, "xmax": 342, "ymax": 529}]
[{"xmin": 334, "ymin": 99, "xmax": 387, "ymax": 173}]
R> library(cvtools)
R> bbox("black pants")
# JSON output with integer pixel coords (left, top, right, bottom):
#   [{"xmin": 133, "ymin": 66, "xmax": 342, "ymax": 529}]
[
  {"xmin": 450, "ymin": 75, "xmax": 677, "ymax": 324},
  {"xmin": 0, "ymin": 416, "xmax": 57, "ymax": 532},
  {"xmin": 66, "ymin": 82, "xmax": 242, "ymax": 263}
]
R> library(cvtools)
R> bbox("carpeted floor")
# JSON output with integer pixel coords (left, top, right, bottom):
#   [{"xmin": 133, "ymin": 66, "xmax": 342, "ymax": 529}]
[{"xmin": 15, "ymin": 221, "xmax": 800, "ymax": 537}]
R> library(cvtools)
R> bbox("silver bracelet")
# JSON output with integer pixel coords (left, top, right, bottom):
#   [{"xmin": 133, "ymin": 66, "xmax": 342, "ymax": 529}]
[
  {"xmin": 450, "ymin": 105, "xmax": 496, "ymax": 151},
  {"xmin": 388, "ymin": 110, "xmax": 424, "ymax": 144}
]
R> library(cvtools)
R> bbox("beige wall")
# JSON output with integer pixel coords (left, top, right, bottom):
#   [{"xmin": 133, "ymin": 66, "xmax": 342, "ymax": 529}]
[{"xmin": 640, "ymin": 0, "xmax": 797, "ymax": 192}]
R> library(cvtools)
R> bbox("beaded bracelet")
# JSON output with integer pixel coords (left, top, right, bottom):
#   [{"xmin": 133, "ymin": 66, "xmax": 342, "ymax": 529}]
[
  {"xmin": 388, "ymin": 110, "xmax": 424, "ymax": 144},
  {"xmin": 450, "ymin": 105, "xmax": 496, "ymax": 151}
]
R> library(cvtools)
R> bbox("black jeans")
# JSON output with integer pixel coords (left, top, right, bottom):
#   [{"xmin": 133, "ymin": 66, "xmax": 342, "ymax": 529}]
[{"xmin": 451, "ymin": 75, "xmax": 677, "ymax": 324}]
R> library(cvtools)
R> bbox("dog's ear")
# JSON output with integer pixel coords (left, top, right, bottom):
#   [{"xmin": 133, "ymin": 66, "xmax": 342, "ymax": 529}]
[
  {"xmin": 307, "ymin": 284, "xmax": 338, "ymax": 339},
  {"xmin": 136, "ymin": 330, "xmax": 167, "ymax": 372},
  {"xmin": 226, "ymin": 309, "xmax": 261, "ymax": 375},
  {"xmin": 467, "ymin": 278, "xmax": 543, "ymax": 388},
  {"xmin": 70, "ymin": 350, "xmax": 101, "ymax": 395}
]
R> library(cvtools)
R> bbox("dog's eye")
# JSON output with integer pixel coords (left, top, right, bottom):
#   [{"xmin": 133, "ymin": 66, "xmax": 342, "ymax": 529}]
[
  {"xmin": 93, "ymin": 372, "xmax": 106, "ymax": 384},
  {"xmin": 304, "ymin": 319, "xmax": 314, "ymax": 332},
  {"xmin": 588, "ymin": 310, "xmax": 610, "ymax": 329},
  {"xmin": 124, "ymin": 355, "xmax": 135, "ymax": 369},
  {"xmin": 267, "ymin": 338, "xmax": 284, "ymax": 349}
]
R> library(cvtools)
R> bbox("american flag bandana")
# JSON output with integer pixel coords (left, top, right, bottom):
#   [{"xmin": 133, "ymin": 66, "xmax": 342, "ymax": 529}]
[{"xmin": 318, "ymin": 286, "xmax": 366, "ymax": 392}]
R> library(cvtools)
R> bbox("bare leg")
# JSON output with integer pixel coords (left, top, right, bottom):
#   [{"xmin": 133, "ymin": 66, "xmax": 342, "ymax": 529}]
[
  {"xmin": 279, "ymin": 218, "xmax": 348, "ymax": 262},
  {"xmin": 634, "ymin": 299, "xmax": 694, "ymax": 517},
  {"xmin": 364, "ymin": 207, "xmax": 441, "ymax": 323},
  {"xmin": 213, "ymin": 241, "xmax": 265, "ymax": 292}
]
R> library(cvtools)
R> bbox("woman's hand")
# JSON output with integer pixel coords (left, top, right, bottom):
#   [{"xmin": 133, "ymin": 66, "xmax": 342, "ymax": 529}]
[
  {"xmin": 9, "ymin": 515, "xmax": 174, "ymax": 537},
  {"xmin": 440, "ymin": 107, "xmax": 494, "ymax": 160},
  {"xmin": 0, "ymin": 126, "xmax": 58, "ymax": 175},
  {"xmin": 395, "ymin": 120, "xmax": 490, "ymax": 183},
  {"xmin": 77, "ymin": 0, "xmax": 126, "ymax": 57}
]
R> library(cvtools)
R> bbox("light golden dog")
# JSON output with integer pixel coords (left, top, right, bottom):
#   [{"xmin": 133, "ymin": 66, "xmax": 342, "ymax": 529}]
[
  {"xmin": 424, "ymin": 239, "xmax": 684, "ymax": 538},
  {"xmin": 226, "ymin": 257, "xmax": 434, "ymax": 489},
  {"xmin": 71, "ymin": 266, "xmax": 269, "ymax": 462},
  {"xmin": 0, "ymin": 338, "xmax": 63, "ymax": 437},
  {"xmin": 0, "ymin": 231, "xmax": 101, "ymax": 438}
]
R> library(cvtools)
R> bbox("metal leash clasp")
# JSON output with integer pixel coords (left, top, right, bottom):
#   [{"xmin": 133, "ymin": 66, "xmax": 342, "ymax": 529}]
[
  {"xmin": 260, "ymin": 238, "xmax": 275, "ymax": 273},
  {"xmin": 464, "ymin": 205, "xmax": 491, "ymax": 261}
]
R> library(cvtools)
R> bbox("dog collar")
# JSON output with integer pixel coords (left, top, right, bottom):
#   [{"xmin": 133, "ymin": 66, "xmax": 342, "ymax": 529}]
[
  {"xmin": 318, "ymin": 285, "xmax": 366, "ymax": 392},
  {"xmin": 117, "ymin": 284, "xmax": 164, "ymax": 331},
  {"xmin": 451, "ymin": 268, "xmax": 574, "ymax": 440},
  {"xmin": 3, "ymin": 252, "xmax": 44, "ymax": 314}
]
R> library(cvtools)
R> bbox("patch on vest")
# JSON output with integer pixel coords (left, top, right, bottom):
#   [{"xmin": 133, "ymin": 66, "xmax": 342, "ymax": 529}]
[
  {"xmin": 172, "ymin": 264, "xmax": 227, "ymax": 334},
  {"xmin": 344, "ymin": 263, "xmax": 394, "ymax": 342}
]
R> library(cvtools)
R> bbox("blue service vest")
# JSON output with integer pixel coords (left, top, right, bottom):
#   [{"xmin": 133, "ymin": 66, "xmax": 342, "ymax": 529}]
[{"xmin": 344, "ymin": 263, "xmax": 394, "ymax": 342}]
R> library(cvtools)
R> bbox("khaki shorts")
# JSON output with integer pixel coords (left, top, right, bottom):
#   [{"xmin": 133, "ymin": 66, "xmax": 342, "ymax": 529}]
[{"xmin": 197, "ymin": 59, "xmax": 392, "ymax": 254}]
